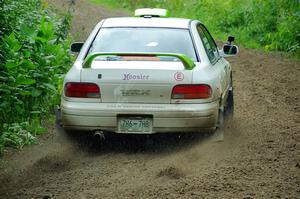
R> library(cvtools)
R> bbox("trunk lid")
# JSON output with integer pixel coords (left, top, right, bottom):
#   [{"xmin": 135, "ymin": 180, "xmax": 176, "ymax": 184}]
[{"xmin": 80, "ymin": 61, "xmax": 193, "ymax": 103}]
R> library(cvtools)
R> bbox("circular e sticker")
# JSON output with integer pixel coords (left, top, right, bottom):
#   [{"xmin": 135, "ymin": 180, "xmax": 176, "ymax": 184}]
[{"xmin": 174, "ymin": 72, "xmax": 184, "ymax": 81}]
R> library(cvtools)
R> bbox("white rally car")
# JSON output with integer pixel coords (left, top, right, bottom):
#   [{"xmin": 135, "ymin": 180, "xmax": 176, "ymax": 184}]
[{"xmin": 60, "ymin": 8, "xmax": 238, "ymax": 135}]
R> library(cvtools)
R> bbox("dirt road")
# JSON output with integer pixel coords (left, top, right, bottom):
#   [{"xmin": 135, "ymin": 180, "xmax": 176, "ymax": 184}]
[{"xmin": 1, "ymin": 0, "xmax": 299, "ymax": 198}]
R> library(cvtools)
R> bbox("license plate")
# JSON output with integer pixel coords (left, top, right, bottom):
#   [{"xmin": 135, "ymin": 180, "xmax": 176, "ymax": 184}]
[{"xmin": 118, "ymin": 117, "xmax": 152, "ymax": 133}]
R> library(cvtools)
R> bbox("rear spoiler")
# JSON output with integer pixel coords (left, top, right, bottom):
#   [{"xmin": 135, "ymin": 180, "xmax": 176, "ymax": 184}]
[{"xmin": 83, "ymin": 52, "xmax": 195, "ymax": 70}]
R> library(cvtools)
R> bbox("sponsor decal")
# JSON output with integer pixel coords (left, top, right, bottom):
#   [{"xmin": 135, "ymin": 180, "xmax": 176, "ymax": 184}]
[
  {"xmin": 122, "ymin": 73, "xmax": 149, "ymax": 81},
  {"xmin": 107, "ymin": 104, "xmax": 165, "ymax": 109},
  {"xmin": 120, "ymin": 89, "xmax": 150, "ymax": 96},
  {"xmin": 174, "ymin": 72, "xmax": 184, "ymax": 81}
]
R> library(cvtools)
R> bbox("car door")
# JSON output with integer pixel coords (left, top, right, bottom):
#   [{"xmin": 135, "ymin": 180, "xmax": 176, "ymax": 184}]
[{"xmin": 196, "ymin": 24, "xmax": 229, "ymax": 97}]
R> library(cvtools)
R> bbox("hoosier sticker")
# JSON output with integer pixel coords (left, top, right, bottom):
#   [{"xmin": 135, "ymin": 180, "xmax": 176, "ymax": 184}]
[{"xmin": 122, "ymin": 73, "xmax": 150, "ymax": 80}]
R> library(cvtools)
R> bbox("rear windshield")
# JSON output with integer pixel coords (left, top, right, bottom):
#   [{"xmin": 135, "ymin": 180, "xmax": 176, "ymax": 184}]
[{"xmin": 88, "ymin": 28, "xmax": 198, "ymax": 62}]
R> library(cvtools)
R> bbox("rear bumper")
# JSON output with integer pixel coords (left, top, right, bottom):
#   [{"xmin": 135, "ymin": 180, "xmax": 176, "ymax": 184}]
[{"xmin": 61, "ymin": 100, "xmax": 219, "ymax": 133}]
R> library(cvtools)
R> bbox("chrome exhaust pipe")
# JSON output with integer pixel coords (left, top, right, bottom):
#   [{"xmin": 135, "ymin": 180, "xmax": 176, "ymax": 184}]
[{"xmin": 93, "ymin": 130, "xmax": 106, "ymax": 140}]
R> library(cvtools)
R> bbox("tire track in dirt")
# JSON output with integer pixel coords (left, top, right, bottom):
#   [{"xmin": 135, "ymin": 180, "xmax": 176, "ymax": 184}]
[{"xmin": 0, "ymin": 1, "xmax": 299, "ymax": 198}]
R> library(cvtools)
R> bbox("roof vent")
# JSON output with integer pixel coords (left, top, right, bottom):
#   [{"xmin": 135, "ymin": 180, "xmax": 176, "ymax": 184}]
[{"xmin": 134, "ymin": 8, "xmax": 170, "ymax": 18}]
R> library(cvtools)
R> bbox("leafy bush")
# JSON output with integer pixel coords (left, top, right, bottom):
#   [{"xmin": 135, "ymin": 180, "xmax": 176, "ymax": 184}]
[
  {"xmin": 0, "ymin": 0, "xmax": 72, "ymax": 152},
  {"xmin": 93, "ymin": 0, "xmax": 300, "ymax": 57}
]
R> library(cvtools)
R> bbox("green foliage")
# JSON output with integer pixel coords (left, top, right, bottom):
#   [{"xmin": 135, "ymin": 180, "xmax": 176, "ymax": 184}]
[
  {"xmin": 92, "ymin": 0, "xmax": 300, "ymax": 57},
  {"xmin": 1, "ymin": 122, "xmax": 37, "ymax": 149},
  {"xmin": 0, "ymin": 0, "xmax": 73, "ymax": 152}
]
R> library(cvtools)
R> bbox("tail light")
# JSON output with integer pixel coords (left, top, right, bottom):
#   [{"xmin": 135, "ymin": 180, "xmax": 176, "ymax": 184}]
[
  {"xmin": 65, "ymin": 82, "xmax": 100, "ymax": 98},
  {"xmin": 171, "ymin": 84, "xmax": 211, "ymax": 99}
]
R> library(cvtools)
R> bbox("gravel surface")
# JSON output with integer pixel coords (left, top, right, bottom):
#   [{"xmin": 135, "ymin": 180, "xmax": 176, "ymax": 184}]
[{"xmin": 0, "ymin": 0, "xmax": 299, "ymax": 198}]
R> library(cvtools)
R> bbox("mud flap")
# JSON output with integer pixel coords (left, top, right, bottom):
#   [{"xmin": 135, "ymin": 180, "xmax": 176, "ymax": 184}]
[
  {"xmin": 225, "ymin": 88, "xmax": 234, "ymax": 117},
  {"xmin": 55, "ymin": 105, "xmax": 62, "ymax": 127},
  {"xmin": 213, "ymin": 107, "xmax": 224, "ymax": 142},
  {"xmin": 213, "ymin": 86, "xmax": 234, "ymax": 142}
]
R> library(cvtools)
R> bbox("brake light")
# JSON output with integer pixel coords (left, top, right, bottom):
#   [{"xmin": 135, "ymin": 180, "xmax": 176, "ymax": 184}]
[
  {"xmin": 65, "ymin": 82, "xmax": 100, "ymax": 98},
  {"xmin": 171, "ymin": 84, "xmax": 211, "ymax": 99}
]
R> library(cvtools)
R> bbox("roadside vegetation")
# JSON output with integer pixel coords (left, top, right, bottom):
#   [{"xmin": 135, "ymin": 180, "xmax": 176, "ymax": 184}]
[
  {"xmin": 92, "ymin": 0, "xmax": 300, "ymax": 58},
  {"xmin": 0, "ymin": 0, "xmax": 72, "ymax": 152}
]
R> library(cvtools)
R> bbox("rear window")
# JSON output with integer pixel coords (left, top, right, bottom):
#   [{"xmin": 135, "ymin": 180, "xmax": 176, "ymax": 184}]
[{"xmin": 88, "ymin": 28, "xmax": 198, "ymax": 62}]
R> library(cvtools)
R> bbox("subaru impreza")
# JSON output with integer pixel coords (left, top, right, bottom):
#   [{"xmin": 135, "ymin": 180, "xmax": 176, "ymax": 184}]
[{"xmin": 60, "ymin": 8, "xmax": 238, "ymax": 135}]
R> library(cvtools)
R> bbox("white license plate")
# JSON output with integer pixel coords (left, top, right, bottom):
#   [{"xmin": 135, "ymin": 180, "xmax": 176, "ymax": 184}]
[{"xmin": 118, "ymin": 117, "xmax": 152, "ymax": 133}]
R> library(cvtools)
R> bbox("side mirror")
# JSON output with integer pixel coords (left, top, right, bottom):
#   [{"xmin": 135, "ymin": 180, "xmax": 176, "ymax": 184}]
[
  {"xmin": 219, "ymin": 35, "xmax": 238, "ymax": 57},
  {"xmin": 223, "ymin": 44, "xmax": 238, "ymax": 55},
  {"xmin": 70, "ymin": 42, "xmax": 84, "ymax": 53}
]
